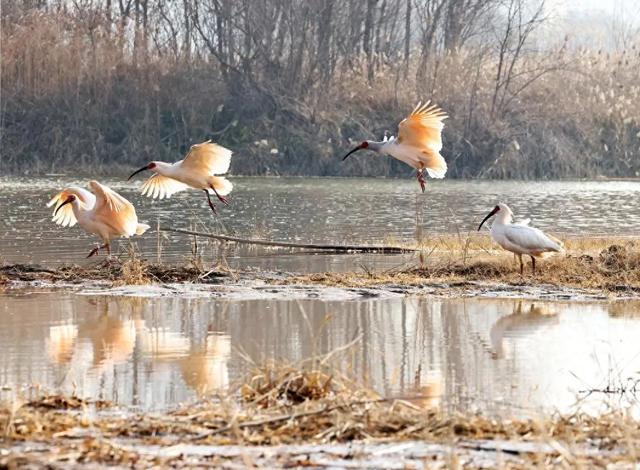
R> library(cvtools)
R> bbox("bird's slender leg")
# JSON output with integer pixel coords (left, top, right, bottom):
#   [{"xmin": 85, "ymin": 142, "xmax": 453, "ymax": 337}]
[
  {"xmin": 204, "ymin": 189, "xmax": 217, "ymax": 214},
  {"xmin": 416, "ymin": 170, "xmax": 426, "ymax": 193},
  {"xmin": 530, "ymin": 255, "xmax": 536, "ymax": 275},
  {"xmin": 518, "ymin": 254, "xmax": 523, "ymax": 276},
  {"xmin": 87, "ymin": 243, "xmax": 110, "ymax": 258},
  {"xmin": 210, "ymin": 185, "xmax": 229, "ymax": 205}
]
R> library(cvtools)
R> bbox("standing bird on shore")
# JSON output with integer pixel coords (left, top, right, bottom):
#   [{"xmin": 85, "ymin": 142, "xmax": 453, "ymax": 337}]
[
  {"xmin": 341, "ymin": 101, "xmax": 448, "ymax": 192},
  {"xmin": 478, "ymin": 203, "xmax": 564, "ymax": 275},
  {"xmin": 128, "ymin": 140, "xmax": 233, "ymax": 214},
  {"xmin": 47, "ymin": 181, "xmax": 150, "ymax": 258}
]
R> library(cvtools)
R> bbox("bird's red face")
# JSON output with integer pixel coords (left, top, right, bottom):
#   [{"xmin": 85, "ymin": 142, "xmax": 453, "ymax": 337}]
[
  {"xmin": 54, "ymin": 194, "xmax": 76, "ymax": 216},
  {"xmin": 360, "ymin": 141, "xmax": 369, "ymax": 149},
  {"xmin": 128, "ymin": 162, "xmax": 156, "ymax": 180},
  {"xmin": 477, "ymin": 205, "xmax": 501, "ymax": 231}
]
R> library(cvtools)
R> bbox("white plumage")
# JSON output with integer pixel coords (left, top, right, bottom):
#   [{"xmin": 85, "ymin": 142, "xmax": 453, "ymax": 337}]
[
  {"xmin": 128, "ymin": 140, "xmax": 234, "ymax": 214},
  {"xmin": 47, "ymin": 181, "xmax": 150, "ymax": 258},
  {"xmin": 342, "ymin": 101, "xmax": 448, "ymax": 192},
  {"xmin": 478, "ymin": 203, "xmax": 564, "ymax": 274}
]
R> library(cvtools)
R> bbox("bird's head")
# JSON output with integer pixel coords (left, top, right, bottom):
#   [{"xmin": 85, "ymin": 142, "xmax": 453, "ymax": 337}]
[
  {"xmin": 54, "ymin": 193, "xmax": 77, "ymax": 216},
  {"xmin": 342, "ymin": 141, "xmax": 370, "ymax": 161},
  {"xmin": 128, "ymin": 162, "xmax": 157, "ymax": 180},
  {"xmin": 478, "ymin": 203, "xmax": 513, "ymax": 231}
]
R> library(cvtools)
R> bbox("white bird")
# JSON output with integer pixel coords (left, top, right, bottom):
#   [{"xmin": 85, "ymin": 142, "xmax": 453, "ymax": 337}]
[
  {"xmin": 342, "ymin": 101, "xmax": 448, "ymax": 192},
  {"xmin": 128, "ymin": 140, "xmax": 233, "ymax": 214},
  {"xmin": 47, "ymin": 180, "xmax": 150, "ymax": 258},
  {"xmin": 478, "ymin": 203, "xmax": 564, "ymax": 274}
]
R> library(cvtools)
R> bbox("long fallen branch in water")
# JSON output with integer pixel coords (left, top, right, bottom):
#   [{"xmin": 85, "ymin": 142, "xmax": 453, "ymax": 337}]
[{"xmin": 160, "ymin": 227, "xmax": 416, "ymax": 253}]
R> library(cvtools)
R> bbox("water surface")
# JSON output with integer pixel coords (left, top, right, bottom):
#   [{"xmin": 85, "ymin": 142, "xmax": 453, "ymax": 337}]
[
  {"xmin": 1, "ymin": 289, "xmax": 638, "ymax": 417},
  {"xmin": 1, "ymin": 177, "xmax": 639, "ymax": 270}
]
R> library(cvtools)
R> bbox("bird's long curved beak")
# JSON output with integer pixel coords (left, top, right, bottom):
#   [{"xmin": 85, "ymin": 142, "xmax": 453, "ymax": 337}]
[
  {"xmin": 478, "ymin": 207, "xmax": 499, "ymax": 231},
  {"xmin": 342, "ymin": 146, "xmax": 363, "ymax": 161},
  {"xmin": 128, "ymin": 165, "xmax": 149, "ymax": 181},
  {"xmin": 54, "ymin": 198, "xmax": 73, "ymax": 216}
]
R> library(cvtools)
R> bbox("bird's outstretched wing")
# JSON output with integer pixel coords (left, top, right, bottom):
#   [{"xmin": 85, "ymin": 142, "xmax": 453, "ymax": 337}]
[
  {"xmin": 47, "ymin": 191, "xmax": 78, "ymax": 227},
  {"xmin": 397, "ymin": 101, "xmax": 447, "ymax": 152},
  {"xmin": 396, "ymin": 101, "xmax": 448, "ymax": 178},
  {"xmin": 88, "ymin": 181, "xmax": 138, "ymax": 235},
  {"xmin": 141, "ymin": 174, "xmax": 189, "ymax": 199},
  {"xmin": 182, "ymin": 140, "xmax": 232, "ymax": 175},
  {"xmin": 503, "ymin": 224, "xmax": 563, "ymax": 254}
]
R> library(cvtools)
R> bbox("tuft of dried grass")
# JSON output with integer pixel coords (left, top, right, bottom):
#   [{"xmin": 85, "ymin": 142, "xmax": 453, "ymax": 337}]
[
  {"xmin": 117, "ymin": 249, "xmax": 151, "ymax": 286},
  {"xmin": 241, "ymin": 366, "xmax": 340, "ymax": 408}
]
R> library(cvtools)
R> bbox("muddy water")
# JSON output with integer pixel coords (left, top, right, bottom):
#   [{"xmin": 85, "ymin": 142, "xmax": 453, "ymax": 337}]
[
  {"xmin": 1, "ymin": 290, "xmax": 638, "ymax": 417},
  {"xmin": 1, "ymin": 177, "xmax": 639, "ymax": 271}
]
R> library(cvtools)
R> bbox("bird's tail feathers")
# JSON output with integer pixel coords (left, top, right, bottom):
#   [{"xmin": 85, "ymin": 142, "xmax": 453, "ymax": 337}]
[
  {"xmin": 425, "ymin": 152, "xmax": 447, "ymax": 179},
  {"xmin": 207, "ymin": 176, "xmax": 233, "ymax": 196},
  {"xmin": 549, "ymin": 235, "xmax": 565, "ymax": 253},
  {"xmin": 136, "ymin": 223, "xmax": 151, "ymax": 235}
]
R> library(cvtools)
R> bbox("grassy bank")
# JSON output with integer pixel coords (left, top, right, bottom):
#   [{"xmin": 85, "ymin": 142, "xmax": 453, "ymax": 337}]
[
  {"xmin": 1, "ymin": 365, "xmax": 638, "ymax": 468},
  {"xmin": 288, "ymin": 236, "xmax": 640, "ymax": 293},
  {"xmin": 1, "ymin": 236, "xmax": 639, "ymax": 296}
]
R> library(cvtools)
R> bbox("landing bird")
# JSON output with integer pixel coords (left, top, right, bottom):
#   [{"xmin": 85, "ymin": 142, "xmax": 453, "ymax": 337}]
[
  {"xmin": 342, "ymin": 101, "xmax": 448, "ymax": 192},
  {"xmin": 128, "ymin": 140, "xmax": 233, "ymax": 214},
  {"xmin": 47, "ymin": 181, "xmax": 150, "ymax": 258},
  {"xmin": 478, "ymin": 203, "xmax": 564, "ymax": 275}
]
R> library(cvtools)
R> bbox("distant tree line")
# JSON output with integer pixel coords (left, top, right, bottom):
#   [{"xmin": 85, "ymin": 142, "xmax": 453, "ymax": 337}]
[{"xmin": 1, "ymin": 0, "xmax": 638, "ymax": 178}]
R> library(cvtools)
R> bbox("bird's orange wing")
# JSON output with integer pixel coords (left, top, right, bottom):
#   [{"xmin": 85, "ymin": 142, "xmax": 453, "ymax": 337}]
[
  {"xmin": 141, "ymin": 174, "xmax": 189, "ymax": 199},
  {"xmin": 88, "ymin": 181, "xmax": 138, "ymax": 235},
  {"xmin": 181, "ymin": 140, "xmax": 232, "ymax": 175},
  {"xmin": 397, "ymin": 101, "xmax": 447, "ymax": 152},
  {"xmin": 47, "ymin": 191, "xmax": 78, "ymax": 227}
]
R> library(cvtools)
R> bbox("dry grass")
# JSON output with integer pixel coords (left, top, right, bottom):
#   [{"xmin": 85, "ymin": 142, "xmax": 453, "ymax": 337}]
[
  {"xmin": 287, "ymin": 237, "xmax": 640, "ymax": 293},
  {"xmin": 1, "ymin": 6, "xmax": 638, "ymax": 178},
  {"xmin": 0, "ymin": 260, "xmax": 227, "ymax": 285},
  {"xmin": 1, "ymin": 237, "xmax": 639, "ymax": 295},
  {"xmin": 1, "ymin": 363, "xmax": 638, "ymax": 468}
]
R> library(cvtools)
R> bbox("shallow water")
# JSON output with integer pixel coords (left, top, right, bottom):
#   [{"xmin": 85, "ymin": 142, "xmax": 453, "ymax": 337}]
[
  {"xmin": 1, "ymin": 289, "xmax": 638, "ymax": 417},
  {"xmin": 1, "ymin": 177, "xmax": 639, "ymax": 418},
  {"xmin": 1, "ymin": 177, "xmax": 639, "ymax": 271}
]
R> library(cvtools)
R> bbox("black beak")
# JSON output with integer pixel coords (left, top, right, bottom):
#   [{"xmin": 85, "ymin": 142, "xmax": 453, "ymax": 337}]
[
  {"xmin": 342, "ymin": 145, "xmax": 363, "ymax": 161},
  {"xmin": 128, "ymin": 165, "xmax": 149, "ymax": 181},
  {"xmin": 54, "ymin": 198, "xmax": 73, "ymax": 216},
  {"xmin": 478, "ymin": 207, "xmax": 500, "ymax": 231}
]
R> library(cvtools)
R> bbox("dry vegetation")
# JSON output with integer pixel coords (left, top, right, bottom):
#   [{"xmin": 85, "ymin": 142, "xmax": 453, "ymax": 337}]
[
  {"xmin": 1, "ymin": 364, "xmax": 638, "ymax": 468},
  {"xmin": 0, "ymin": 259, "xmax": 224, "ymax": 285},
  {"xmin": 287, "ymin": 236, "xmax": 640, "ymax": 293},
  {"xmin": 1, "ymin": 236, "xmax": 639, "ymax": 296},
  {"xmin": 1, "ymin": 1, "xmax": 639, "ymax": 178}
]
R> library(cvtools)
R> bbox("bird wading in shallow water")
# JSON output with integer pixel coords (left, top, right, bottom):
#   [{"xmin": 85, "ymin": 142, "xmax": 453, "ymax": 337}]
[
  {"xmin": 342, "ymin": 101, "xmax": 448, "ymax": 192},
  {"xmin": 128, "ymin": 140, "xmax": 233, "ymax": 214},
  {"xmin": 48, "ymin": 181, "xmax": 150, "ymax": 258},
  {"xmin": 478, "ymin": 203, "xmax": 564, "ymax": 275}
]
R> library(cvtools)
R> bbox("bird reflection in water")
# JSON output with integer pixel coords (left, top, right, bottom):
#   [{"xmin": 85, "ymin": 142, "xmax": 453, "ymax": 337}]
[
  {"xmin": 489, "ymin": 301, "xmax": 560, "ymax": 359},
  {"xmin": 46, "ymin": 297, "xmax": 230, "ymax": 397},
  {"xmin": 140, "ymin": 328, "xmax": 230, "ymax": 395},
  {"xmin": 47, "ymin": 323, "xmax": 78, "ymax": 365},
  {"xmin": 47, "ymin": 298, "xmax": 141, "ymax": 371}
]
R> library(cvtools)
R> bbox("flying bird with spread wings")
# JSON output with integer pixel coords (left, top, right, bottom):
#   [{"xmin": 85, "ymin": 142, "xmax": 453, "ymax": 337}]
[
  {"xmin": 47, "ymin": 181, "xmax": 150, "ymax": 258},
  {"xmin": 128, "ymin": 140, "xmax": 233, "ymax": 214},
  {"xmin": 342, "ymin": 101, "xmax": 448, "ymax": 192}
]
